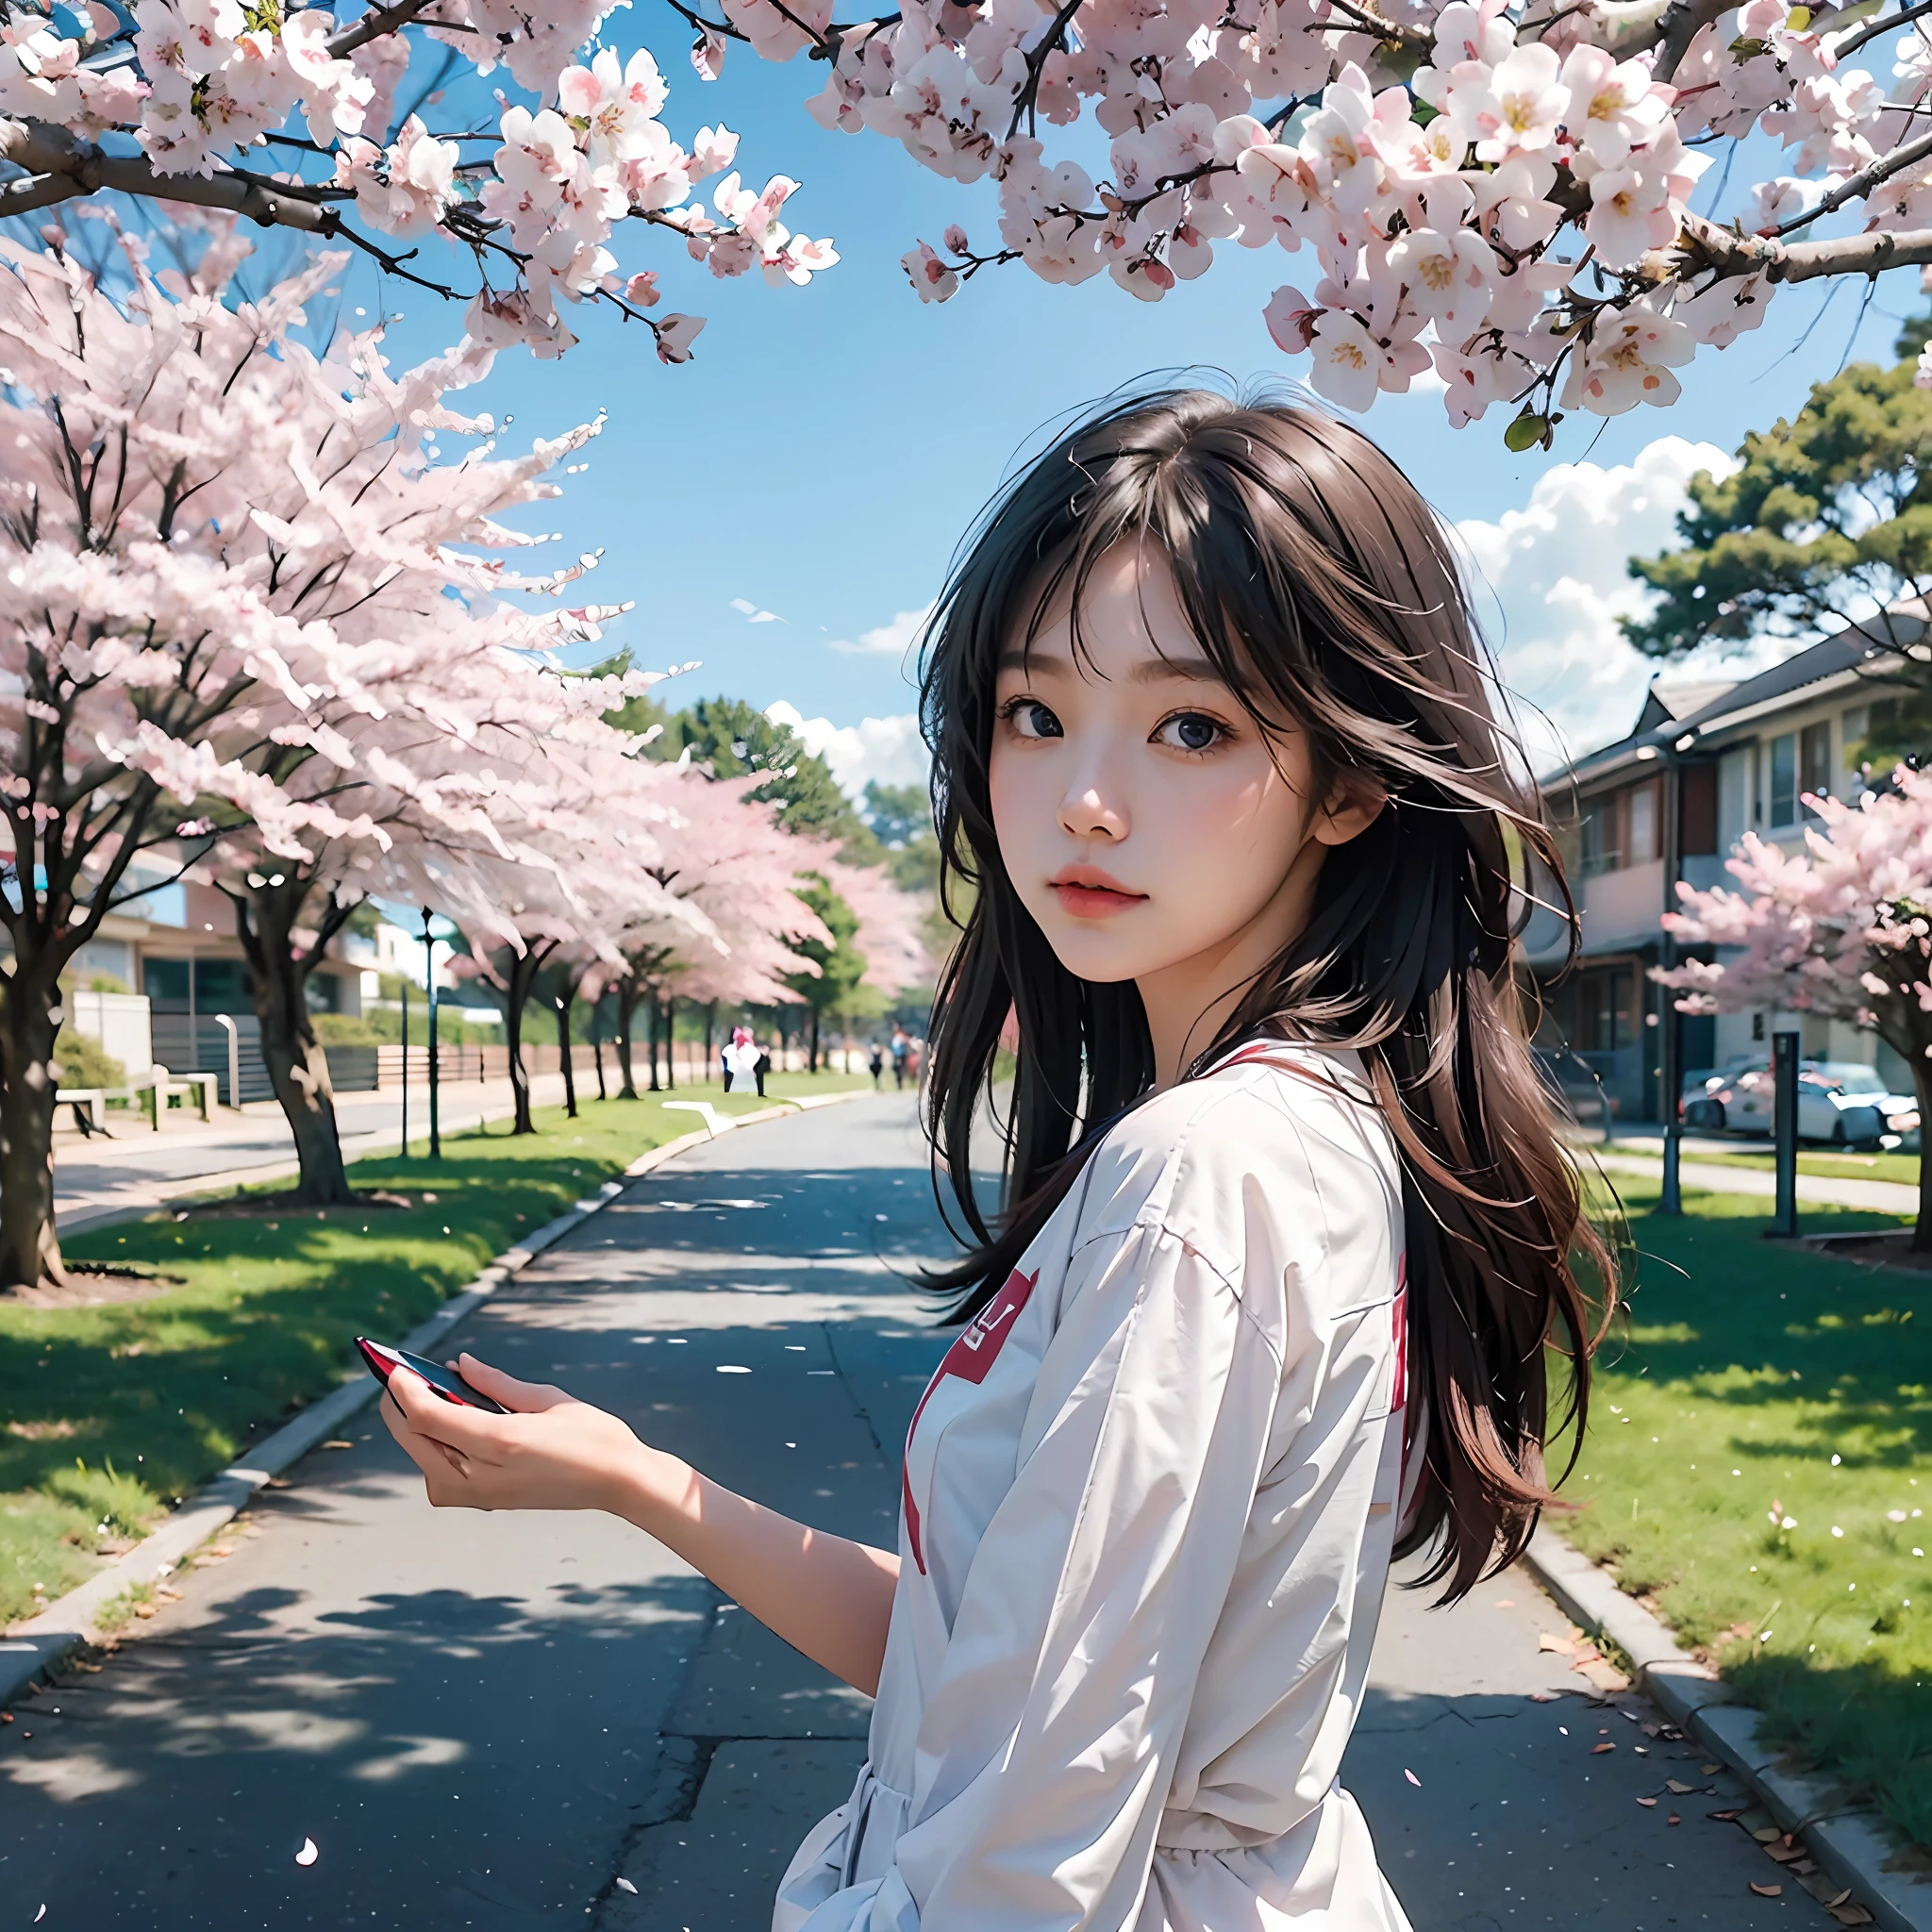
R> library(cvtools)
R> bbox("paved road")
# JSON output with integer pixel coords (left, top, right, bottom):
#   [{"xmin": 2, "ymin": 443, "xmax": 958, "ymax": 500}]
[{"xmin": 0, "ymin": 1096, "xmax": 1827, "ymax": 1928}]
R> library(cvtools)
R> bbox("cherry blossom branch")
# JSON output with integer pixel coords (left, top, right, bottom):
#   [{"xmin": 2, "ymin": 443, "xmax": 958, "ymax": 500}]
[
  {"xmin": 1317, "ymin": 0, "xmax": 1435, "ymax": 56},
  {"xmin": 0, "ymin": 120, "xmax": 341, "ymax": 233},
  {"xmin": 1653, "ymin": 0, "xmax": 1735, "ymax": 79},
  {"xmin": 659, "ymin": 0, "xmax": 752, "ymax": 43},
  {"xmin": 1006, "ymin": 0, "xmax": 1086, "ymax": 139},
  {"xmin": 1826, "ymin": 0, "xmax": 1932, "ymax": 62},
  {"xmin": 1771, "ymin": 125, "xmax": 1932, "ymax": 234},
  {"xmin": 324, "ymin": 0, "xmax": 443, "ymax": 60},
  {"xmin": 1680, "ymin": 208, "xmax": 1932, "ymax": 282}
]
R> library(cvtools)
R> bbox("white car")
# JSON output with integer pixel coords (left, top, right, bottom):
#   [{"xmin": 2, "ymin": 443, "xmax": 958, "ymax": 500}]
[{"xmin": 1683, "ymin": 1058, "xmax": 1921, "ymax": 1147}]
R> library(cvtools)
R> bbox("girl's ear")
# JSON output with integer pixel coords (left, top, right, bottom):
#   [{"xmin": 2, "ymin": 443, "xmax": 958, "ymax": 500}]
[{"xmin": 1311, "ymin": 774, "xmax": 1387, "ymax": 849}]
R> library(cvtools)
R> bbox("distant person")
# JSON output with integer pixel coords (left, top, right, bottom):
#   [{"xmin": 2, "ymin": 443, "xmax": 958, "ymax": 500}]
[
  {"xmin": 868, "ymin": 1042, "xmax": 884, "ymax": 1088},
  {"xmin": 754, "ymin": 1039, "xmax": 771, "ymax": 1098},
  {"xmin": 890, "ymin": 1025, "xmax": 909, "ymax": 1091},
  {"xmin": 383, "ymin": 393, "xmax": 1603, "ymax": 1932}
]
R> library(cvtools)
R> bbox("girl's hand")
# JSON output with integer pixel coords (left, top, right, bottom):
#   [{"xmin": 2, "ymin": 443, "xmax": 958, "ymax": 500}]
[{"xmin": 379, "ymin": 1352, "xmax": 654, "ymax": 1515}]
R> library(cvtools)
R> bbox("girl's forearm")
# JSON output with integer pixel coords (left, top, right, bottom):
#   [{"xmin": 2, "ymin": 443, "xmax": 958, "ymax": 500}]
[{"xmin": 609, "ymin": 1442, "xmax": 900, "ymax": 1697}]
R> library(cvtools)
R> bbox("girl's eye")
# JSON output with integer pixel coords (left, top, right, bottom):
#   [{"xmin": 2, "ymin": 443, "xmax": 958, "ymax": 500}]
[
  {"xmin": 1003, "ymin": 698, "xmax": 1063, "ymax": 741},
  {"xmin": 1157, "ymin": 711, "xmax": 1227, "ymax": 754}
]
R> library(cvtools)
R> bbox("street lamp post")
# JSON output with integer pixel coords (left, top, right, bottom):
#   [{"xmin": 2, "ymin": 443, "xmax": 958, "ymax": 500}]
[{"xmin": 423, "ymin": 907, "xmax": 441, "ymax": 1161}]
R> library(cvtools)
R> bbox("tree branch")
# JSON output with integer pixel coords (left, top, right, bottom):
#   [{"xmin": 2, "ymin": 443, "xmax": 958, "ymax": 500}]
[
  {"xmin": 1828, "ymin": 0, "xmax": 1932, "ymax": 61},
  {"xmin": 1654, "ymin": 0, "xmax": 1733, "ymax": 79},
  {"xmin": 324, "ymin": 0, "xmax": 441, "ymax": 60},
  {"xmin": 1774, "ymin": 125, "xmax": 1932, "ymax": 235},
  {"xmin": 1680, "ymin": 208, "xmax": 1932, "ymax": 283},
  {"xmin": 1006, "ymin": 0, "xmax": 1085, "ymax": 140},
  {"xmin": 1318, "ymin": 0, "xmax": 1435, "ymax": 57},
  {"xmin": 0, "ymin": 120, "xmax": 341, "ymax": 233}
]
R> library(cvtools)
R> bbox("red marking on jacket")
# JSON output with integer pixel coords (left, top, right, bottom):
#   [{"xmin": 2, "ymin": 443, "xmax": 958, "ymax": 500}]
[
  {"xmin": 1391, "ymin": 1253, "xmax": 1408, "ymax": 1415},
  {"xmin": 902, "ymin": 1267, "xmax": 1039, "ymax": 1574}
]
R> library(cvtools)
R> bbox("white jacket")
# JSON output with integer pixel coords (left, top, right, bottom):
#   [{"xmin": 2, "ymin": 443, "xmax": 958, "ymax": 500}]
[{"xmin": 774, "ymin": 1043, "xmax": 1417, "ymax": 1932}]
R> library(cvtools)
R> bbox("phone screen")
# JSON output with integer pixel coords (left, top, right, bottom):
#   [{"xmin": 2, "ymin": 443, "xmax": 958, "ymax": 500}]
[{"xmin": 357, "ymin": 1338, "xmax": 508, "ymax": 1413}]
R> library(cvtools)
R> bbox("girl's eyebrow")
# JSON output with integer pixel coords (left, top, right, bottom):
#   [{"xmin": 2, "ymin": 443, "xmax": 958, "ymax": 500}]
[{"xmin": 995, "ymin": 645, "xmax": 1225, "ymax": 685}]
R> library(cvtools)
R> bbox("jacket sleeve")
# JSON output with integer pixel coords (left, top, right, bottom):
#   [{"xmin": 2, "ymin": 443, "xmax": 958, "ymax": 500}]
[{"xmin": 866, "ymin": 1215, "xmax": 1292, "ymax": 1932}]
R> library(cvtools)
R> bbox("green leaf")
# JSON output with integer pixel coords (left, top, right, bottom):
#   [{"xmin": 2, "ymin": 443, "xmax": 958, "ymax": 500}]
[{"xmin": 1505, "ymin": 411, "xmax": 1548, "ymax": 453}]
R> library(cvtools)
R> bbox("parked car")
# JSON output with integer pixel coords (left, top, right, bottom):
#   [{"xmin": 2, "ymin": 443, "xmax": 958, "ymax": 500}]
[{"xmin": 1683, "ymin": 1058, "xmax": 1920, "ymax": 1146}]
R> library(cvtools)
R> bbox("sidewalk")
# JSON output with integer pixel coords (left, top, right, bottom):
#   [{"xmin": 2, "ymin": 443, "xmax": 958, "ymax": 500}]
[
  {"xmin": 49, "ymin": 1070, "xmax": 571, "ymax": 1234},
  {"xmin": 1591, "ymin": 1144, "xmax": 1920, "ymax": 1215},
  {"xmin": 0, "ymin": 1095, "xmax": 1839, "ymax": 1928}
]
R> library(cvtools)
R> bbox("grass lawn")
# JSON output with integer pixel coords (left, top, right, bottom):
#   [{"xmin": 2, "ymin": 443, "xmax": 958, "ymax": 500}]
[
  {"xmin": 0, "ymin": 1074, "xmax": 867, "ymax": 1629},
  {"xmin": 1563, "ymin": 1173, "xmax": 1932, "ymax": 1844}
]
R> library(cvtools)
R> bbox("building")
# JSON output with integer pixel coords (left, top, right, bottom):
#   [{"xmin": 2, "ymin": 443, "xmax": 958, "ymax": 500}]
[
  {"xmin": 63, "ymin": 869, "xmax": 372, "ymax": 1101},
  {"xmin": 1523, "ymin": 623, "xmax": 1918, "ymax": 1121}
]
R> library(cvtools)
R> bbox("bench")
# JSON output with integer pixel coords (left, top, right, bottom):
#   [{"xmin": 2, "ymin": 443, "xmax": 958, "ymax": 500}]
[
  {"xmin": 142, "ymin": 1067, "xmax": 217, "ymax": 1126},
  {"xmin": 55, "ymin": 1087, "xmax": 107, "ymax": 1135}
]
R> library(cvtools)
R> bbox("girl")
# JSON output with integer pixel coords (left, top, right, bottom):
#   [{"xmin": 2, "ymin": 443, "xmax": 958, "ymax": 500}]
[{"xmin": 381, "ymin": 390, "xmax": 1608, "ymax": 1929}]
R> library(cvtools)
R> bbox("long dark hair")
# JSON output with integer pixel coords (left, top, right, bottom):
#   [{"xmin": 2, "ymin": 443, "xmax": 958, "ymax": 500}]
[{"xmin": 919, "ymin": 388, "xmax": 1613, "ymax": 1603}]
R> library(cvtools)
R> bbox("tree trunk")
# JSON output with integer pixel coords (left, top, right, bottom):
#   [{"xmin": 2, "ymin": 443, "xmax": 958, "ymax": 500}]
[
  {"xmin": 808, "ymin": 1004, "xmax": 821, "ymax": 1074},
  {"xmin": 705, "ymin": 1001, "xmax": 716, "ymax": 1087},
  {"xmin": 665, "ymin": 995, "xmax": 675, "ymax": 1090},
  {"xmin": 501, "ymin": 948, "xmax": 543, "ymax": 1135},
  {"xmin": 0, "ymin": 980, "xmax": 68, "ymax": 1289},
  {"xmin": 615, "ymin": 979, "xmax": 640, "ymax": 1099},
  {"xmin": 238, "ymin": 888, "xmax": 354, "ymax": 1207},
  {"xmin": 556, "ymin": 986, "xmax": 577, "ymax": 1121},
  {"xmin": 646, "ymin": 990, "xmax": 661, "ymax": 1093},
  {"xmin": 592, "ymin": 1031, "xmax": 608, "ymax": 1103}
]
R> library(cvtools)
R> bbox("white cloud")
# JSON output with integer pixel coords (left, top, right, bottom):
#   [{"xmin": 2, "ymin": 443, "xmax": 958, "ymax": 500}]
[
  {"xmin": 828, "ymin": 605, "xmax": 933, "ymax": 658},
  {"xmin": 729, "ymin": 596, "xmax": 784, "ymax": 624},
  {"xmin": 765, "ymin": 701, "xmax": 928, "ymax": 802},
  {"xmin": 1455, "ymin": 435, "xmax": 1747, "ymax": 774}
]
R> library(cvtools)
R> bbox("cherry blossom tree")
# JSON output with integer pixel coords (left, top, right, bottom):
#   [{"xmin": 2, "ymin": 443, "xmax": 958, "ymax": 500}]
[
  {"xmin": 664, "ymin": 0, "xmax": 1932, "ymax": 439},
  {"xmin": 1657, "ymin": 764, "xmax": 1932, "ymax": 1246},
  {"xmin": 602, "ymin": 765, "xmax": 836, "ymax": 1093},
  {"xmin": 0, "ymin": 214, "xmax": 689, "ymax": 1284},
  {"xmin": 0, "ymin": 0, "xmax": 836, "ymax": 360}
]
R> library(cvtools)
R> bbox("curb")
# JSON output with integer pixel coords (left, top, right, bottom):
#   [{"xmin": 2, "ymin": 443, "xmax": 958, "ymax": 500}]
[
  {"xmin": 1522, "ymin": 1527, "xmax": 1932, "ymax": 1932},
  {"xmin": 0, "ymin": 1088, "xmax": 873, "ymax": 1707}
]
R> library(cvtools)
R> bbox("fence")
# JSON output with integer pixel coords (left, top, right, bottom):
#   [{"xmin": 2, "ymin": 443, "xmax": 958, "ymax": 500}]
[
  {"xmin": 136, "ymin": 1028, "xmax": 823, "ymax": 1108},
  {"xmin": 152, "ymin": 1014, "xmax": 274, "ymax": 1106}
]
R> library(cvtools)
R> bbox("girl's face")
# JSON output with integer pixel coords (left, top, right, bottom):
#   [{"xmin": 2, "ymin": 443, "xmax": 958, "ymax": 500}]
[{"xmin": 988, "ymin": 543, "xmax": 1376, "ymax": 1075}]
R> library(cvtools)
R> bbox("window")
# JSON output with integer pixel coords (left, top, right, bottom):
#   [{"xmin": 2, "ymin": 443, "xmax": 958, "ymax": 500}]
[
  {"xmin": 1627, "ymin": 782, "xmax": 1657, "ymax": 863},
  {"xmin": 1769, "ymin": 732, "xmax": 1797, "ymax": 828},
  {"xmin": 1577, "ymin": 968, "xmax": 1635, "ymax": 1051},
  {"xmin": 142, "ymin": 958, "xmax": 191, "ymax": 1014},
  {"xmin": 1580, "ymin": 792, "xmax": 1623, "ymax": 876},
  {"xmin": 1800, "ymin": 721, "xmax": 1831, "ymax": 814}
]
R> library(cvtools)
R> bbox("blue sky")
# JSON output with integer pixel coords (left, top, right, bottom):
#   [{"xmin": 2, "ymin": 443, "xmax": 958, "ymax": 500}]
[{"xmin": 360, "ymin": 30, "xmax": 1926, "ymax": 786}]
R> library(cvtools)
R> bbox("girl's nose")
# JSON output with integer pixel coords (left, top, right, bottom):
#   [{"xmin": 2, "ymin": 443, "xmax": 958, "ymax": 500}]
[{"xmin": 1059, "ymin": 778, "xmax": 1127, "ymax": 843}]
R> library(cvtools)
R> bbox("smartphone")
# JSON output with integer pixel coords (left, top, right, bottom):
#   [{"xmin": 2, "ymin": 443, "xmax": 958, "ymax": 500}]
[{"xmin": 357, "ymin": 1338, "xmax": 508, "ymax": 1414}]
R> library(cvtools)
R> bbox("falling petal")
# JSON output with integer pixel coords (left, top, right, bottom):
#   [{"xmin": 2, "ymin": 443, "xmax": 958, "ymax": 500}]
[
  {"xmin": 615, "ymin": 1877, "xmax": 639, "ymax": 1894},
  {"xmin": 1404, "ymin": 1769, "xmax": 1420, "ymax": 1786},
  {"xmin": 295, "ymin": 1838, "xmax": 319, "ymax": 1867},
  {"xmin": 35, "ymin": 1909, "xmax": 45, "ymax": 1924}
]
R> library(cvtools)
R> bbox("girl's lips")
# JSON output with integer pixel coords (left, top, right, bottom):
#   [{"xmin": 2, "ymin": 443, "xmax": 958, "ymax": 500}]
[{"xmin": 1052, "ymin": 880, "xmax": 1146, "ymax": 918}]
